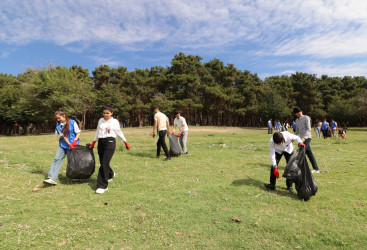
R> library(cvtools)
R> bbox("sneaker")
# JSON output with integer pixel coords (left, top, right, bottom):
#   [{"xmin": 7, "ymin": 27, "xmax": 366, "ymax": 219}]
[
  {"xmin": 108, "ymin": 173, "xmax": 116, "ymax": 182},
  {"xmin": 43, "ymin": 178, "xmax": 57, "ymax": 185},
  {"xmin": 95, "ymin": 188, "xmax": 108, "ymax": 194},
  {"xmin": 264, "ymin": 184, "xmax": 275, "ymax": 190},
  {"xmin": 311, "ymin": 170, "xmax": 320, "ymax": 174},
  {"xmin": 182, "ymin": 152, "xmax": 188, "ymax": 155},
  {"xmin": 287, "ymin": 187, "xmax": 295, "ymax": 194},
  {"xmin": 163, "ymin": 157, "xmax": 171, "ymax": 161}
]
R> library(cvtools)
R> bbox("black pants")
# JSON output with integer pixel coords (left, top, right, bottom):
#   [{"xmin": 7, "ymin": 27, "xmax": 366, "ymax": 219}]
[
  {"xmin": 97, "ymin": 137, "xmax": 116, "ymax": 189},
  {"xmin": 270, "ymin": 151, "xmax": 293, "ymax": 188},
  {"xmin": 322, "ymin": 129, "xmax": 328, "ymax": 139},
  {"xmin": 304, "ymin": 138, "xmax": 319, "ymax": 170},
  {"xmin": 157, "ymin": 130, "xmax": 169, "ymax": 158}
]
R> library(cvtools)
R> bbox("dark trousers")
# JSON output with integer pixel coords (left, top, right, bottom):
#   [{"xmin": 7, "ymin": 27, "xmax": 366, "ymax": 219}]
[
  {"xmin": 268, "ymin": 127, "xmax": 273, "ymax": 134},
  {"xmin": 157, "ymin": 130, "xmax": 169, "ymax": 158},
  {"xmin": 97, "ymin": 137, "xmax": 116, "ymax": 189},
  {"xmin": 270, "ymin": 151, "xmax": 293, "ymax": 188},
  {"xmin": 304, "ymin": 138, "xmax": 319, "ymax": 170},
  {"xmin": 322, "ymin": 129, "xmax": 328, "ymax": 139}
]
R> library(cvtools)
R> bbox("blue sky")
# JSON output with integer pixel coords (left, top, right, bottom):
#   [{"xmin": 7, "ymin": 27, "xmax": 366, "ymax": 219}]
[{"xmin": 1, "ymin": 0, "xmax": 367, "ymax": 79}]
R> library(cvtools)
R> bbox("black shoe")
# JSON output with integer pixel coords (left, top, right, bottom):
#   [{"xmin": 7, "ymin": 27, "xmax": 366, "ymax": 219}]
[
  {"xmin": 287, "ymin": 187, "xmax": 295, "ymax": 194},
  {"xmin": 163, "ymin": 157, "xmax": 171, "ymax": 161},
  {"xmin": 264, "ymin": 184, "xmax": 275, "ymax": 190},
  {"xmin": 182, "ymin": 152, "xmax": 188, "ymax": 155}
]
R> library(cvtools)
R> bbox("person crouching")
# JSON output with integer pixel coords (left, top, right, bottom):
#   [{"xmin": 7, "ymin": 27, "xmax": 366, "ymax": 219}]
[{"xmin": 265, "ymin": 131, "xmax": 305, "ymax": 193}]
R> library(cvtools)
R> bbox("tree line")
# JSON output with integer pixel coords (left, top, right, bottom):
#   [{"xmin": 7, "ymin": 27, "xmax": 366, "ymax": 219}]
[{"xmin": 1, "ymin": 52, "xmax": 367, "ymax": 135}]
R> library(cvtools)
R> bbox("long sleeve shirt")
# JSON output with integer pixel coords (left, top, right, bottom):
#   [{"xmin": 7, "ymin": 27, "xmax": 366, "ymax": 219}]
[
  {"xmin": 295, "ymin": 115, "xmax": 312, "ymax": 139},
  {"xmin": 269, "ymin": 131, "xmax": 303, "ymax": 166},
  {"xmin": 93, "ymin": 118, "xmax": 126, "ymax": 142}
]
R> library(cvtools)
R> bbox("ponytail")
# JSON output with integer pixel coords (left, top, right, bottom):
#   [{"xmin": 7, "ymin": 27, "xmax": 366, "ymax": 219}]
[{"xmin": 55, "ymin": 108, "xmax": 70, "ymax": 137}]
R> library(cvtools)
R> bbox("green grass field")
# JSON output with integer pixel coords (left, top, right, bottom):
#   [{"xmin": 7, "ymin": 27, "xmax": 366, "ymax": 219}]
[{"xmin": 1, "ymin": 127, "xmax": 366, "ymax": 249}]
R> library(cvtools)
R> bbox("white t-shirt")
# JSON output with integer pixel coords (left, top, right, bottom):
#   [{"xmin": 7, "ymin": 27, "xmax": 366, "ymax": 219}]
[
  {"xmin": 154, "ymin": 112, "xmax": 167, "ymax": 131},
  {"xmin": 269, "ymin": 131, "xmax": 302, "ymax": 166},
  {"xmin": 93, "ymin": 117, "xmax": 126, "ymax": 142},
  {"xmin": 174, "ymin": 116, "xmax": 188, "ymax": 132}
]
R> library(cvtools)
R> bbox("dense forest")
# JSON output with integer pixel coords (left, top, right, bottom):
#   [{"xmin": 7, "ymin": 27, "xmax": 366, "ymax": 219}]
[{"xmin": 1, "ymin": 53, "xmax": 367, "ymax": 135}]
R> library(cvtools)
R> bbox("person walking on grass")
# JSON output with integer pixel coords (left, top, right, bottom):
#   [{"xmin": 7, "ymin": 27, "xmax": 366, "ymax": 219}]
[
  {"xmin": 276, "ymin": 120, "xmax": 282, "ymax": 132},
  {"xmin": 321, "ymin": 118, "xmax": 330, "ymax": 139},
  {"xmin": 314, "ymin": 119, "xmax": 322, "ymax": 138},
  {"xmin": 172, "ymin": 110, "xmax": 189, "ymax": 154},
  {"xmin": 264, "ymin": 131, "xmax": 305, "ymax": 193},
  {"xmin": 89, "ymin": 105, "xmax": 130, "ymax": 194},
  {"xmin": 330, "ymin": 119, "xmax": 338, "ymax": 138},
  {"xmin": 294, "ymin": 107, "xmax": 320, "ymax": 174},
  {"xmin": 267, "ymin": 118, "xmax": 273, "ymax": 134},
  {"xmin": 44, "ymin": 108, "xmax": 80, "ymax": 185},
  {"xmin": 153, "ymin": 107, "xmax": 171, "ymax": 161}
]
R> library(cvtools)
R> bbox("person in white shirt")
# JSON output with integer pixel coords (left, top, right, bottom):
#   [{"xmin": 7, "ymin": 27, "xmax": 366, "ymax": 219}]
[
  {"xmin": 153, "ymin": 107, "xmax": 171, "ymax": 161},
  {"xmin": 264, "ymin": 131, "xmax": 305, "ymax": 193},
  {"xmin": 89, "ymin": 105, "xmax": 130, "ymax": 194},
  {"xmin": 172, "ymin": 110, "xmax": 189, "ymax": 154}
]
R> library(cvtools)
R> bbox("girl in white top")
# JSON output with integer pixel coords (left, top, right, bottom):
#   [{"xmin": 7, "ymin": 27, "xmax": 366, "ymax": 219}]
[{"xmin": 90, "ymin": 105, "xmax": 130, "ymax": 194}]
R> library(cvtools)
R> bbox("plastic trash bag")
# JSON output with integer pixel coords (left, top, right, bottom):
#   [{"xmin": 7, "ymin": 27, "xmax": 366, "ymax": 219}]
[
  {"xmin": 168, "ymin": 134, "xmax": 181, "ymax": 157},
  {"xmin": 283, "ymin": 147, "xmax": 318, "ymax": 201},
  {"xmin": 66, "ymin": 145, "xmax": 95, "ymax": 179}
]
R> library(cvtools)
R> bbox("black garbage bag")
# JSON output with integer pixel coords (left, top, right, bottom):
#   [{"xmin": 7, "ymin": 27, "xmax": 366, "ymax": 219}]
[
  {"xmin": 283, "ymin": 147, "xmax": 318, "ymax": 201},
  {"xmin": 66, "ymin": 145, "xmax": 95, "ymax": 179},
  {"xmin": 168, "ymin": 133, "xmax": 181, "ymax": 157}
]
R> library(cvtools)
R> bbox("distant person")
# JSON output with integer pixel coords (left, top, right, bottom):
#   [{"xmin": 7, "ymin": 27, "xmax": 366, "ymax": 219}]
[
  {"xmin": 44, "ymin": 108, "xmax": 80, "ymax": 185},
  {"xmin": 314, "ymin": 119, "xmax": 322, "ymax": 138},
  {"xmin": 264, "ymin": 131, "xmax": 305, "ymax": 193},
  {"xmin": 173, "ymin": 110, "xmax": 189, "ymax": 154},
  {"xmin": 321, "ymin": 118, "xmax": 330, "ymax": 139},
  {"xmin": 294, "ymin": 107, "xmax": 320, "ymax": 174},
  {"xmin": 267, "ymin": 119, "xmax": 273, "ymax": 134},
  {"xmin": 292, "ymin": 121, "xmax": 296, "ymax": 133},
  {"xmin": 153, "ymin": 107, "xmax": 171, "ymax": 161},
  {"xmin": 330, "ymin": 119, "xmax": 338, "ymax": 138},
  {"xmin": 89, "ymin": 105, "xmax": 130, "ymax": 194},
  {"xmin": 338, "ymin": 128, "xmax": 347, "ymax": 141},
  {"xmin": 276, "ymin": 120, "xmax": 282, "ymax": 132},
  {"xmin": 283, "ymin": 120, "xmax": 289, "ymax": 131}
]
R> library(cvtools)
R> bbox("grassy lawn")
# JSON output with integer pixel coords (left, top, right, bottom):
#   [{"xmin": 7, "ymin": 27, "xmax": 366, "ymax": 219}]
[{"xmin": 0, "ymin": 127, "xmax": 366, "ymax": 249}]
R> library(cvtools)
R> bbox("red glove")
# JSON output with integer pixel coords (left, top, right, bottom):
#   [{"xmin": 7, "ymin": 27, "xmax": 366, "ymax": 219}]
[
  {"xmin": 72, "ymin": 140, "xmax": 77, "ymax": 147},
  {"xmin": 177, "ymin": 133, "xmax": 181, "ymax": 137},
  {"xmin": 172, "ymin": 131, "xmax": 174, "ymax": 134},
  {"xmin": 69, "ymin": 144, "xmax": 75, "ymax": 150},
  {"xmin": 152, "ymin": 132, "xmax": 155, "ymax": 139},
  {"xmin": 125, "ymin": 141, "xmax": 130, "ymax": 150},
  {"xmin": 90, "ymin": 141, "xmax": 96, "ymax": 149},
  {"xmin": 167, "ymin": 130, "xmax": 170, "ymax": 134},
  {"xmin": 273, "ymin": 168, "xmax": 279, "ymax": 178},
  {"xmin": 299, "ymin": 143, "xmax": 306, "ymax": 148}
]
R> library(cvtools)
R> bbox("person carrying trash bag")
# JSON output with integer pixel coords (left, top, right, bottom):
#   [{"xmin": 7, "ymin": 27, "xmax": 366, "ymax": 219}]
[
  {"xmin": 89, "ymin": 105, "xmax": 130, "ymax": 194},
  {"xmin": 264, "ymin": 131, "xmax": 305, "ymax": 193},
  {"xmin": 44, "ymin": 108, "xmax": 81, "ymax": 185},
  {"xmin": 283, "ymin": 147, "xmax": 318, "ymax": 201}
]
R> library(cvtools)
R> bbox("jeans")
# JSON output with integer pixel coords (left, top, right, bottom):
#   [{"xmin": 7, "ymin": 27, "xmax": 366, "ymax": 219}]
[
  {"xmin": 97, "ymin": 137, "xmax": 116, "ymax": 189},
  {"xmin": 315, "ymin": 127, "xmax": 321, "ymax": 138},
  {"xmin": 268, "ymin": 127, "xmax": 273, "ymax": 134},
  {"xmin": 157, "ymin": 130, "xmax": 169, "ymax": 158},
  {"xmin": 48, "ymin": 146, "xmax": 71, "ymax": 181},
  {"xmin": 270, "ymin": 151, "xmax": 293, "ymax": 188},
  {"xmin": 179, "ymin": 131, "xmax": 188, "ymax": 153},
  {"xmin": 304, "ymin": 138, "xmax": 319, "ymax": 170}
]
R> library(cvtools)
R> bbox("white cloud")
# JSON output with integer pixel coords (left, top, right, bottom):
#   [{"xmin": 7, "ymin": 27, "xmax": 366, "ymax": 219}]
[
  {"xmin": 88, "ymin": 56, "xmax": 121, "ymax": 67},
  {"xmin": 1, "ymin": 0, "xmax": 367, "ymax": 60}
]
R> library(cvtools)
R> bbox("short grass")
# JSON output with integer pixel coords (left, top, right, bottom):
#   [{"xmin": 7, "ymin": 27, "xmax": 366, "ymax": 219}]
[{"xmin": 0, "ymin": 127, "xmax": 366, "ymax": 249}]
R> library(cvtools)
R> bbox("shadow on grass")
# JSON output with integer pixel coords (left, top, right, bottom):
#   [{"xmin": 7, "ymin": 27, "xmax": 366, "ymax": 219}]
[
  {"xmin": 128, "ymin": 151, "xmax": 157, "ymax": 159},
  {"xmin": 58, "ymin": 175, "xmax": 97, "ymax": 190},
  {"xmin": 231, "ymin": 178, "xmax": 301, "ymax": 200}
]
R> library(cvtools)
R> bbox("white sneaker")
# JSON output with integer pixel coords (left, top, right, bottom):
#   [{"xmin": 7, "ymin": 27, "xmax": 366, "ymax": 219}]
[
  {"xmin": 95, "ymin": 188, "xmax": 108, "ymax": 194},
  {"xmin": 108, "ymin": 173, "xmax": 116, "ymax": 182},
  {"xmin": 311, "ymin": 170, "xmax": 320, "ymax": 174}
]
